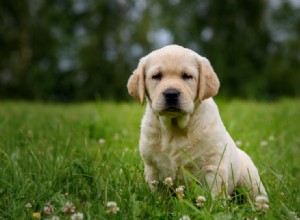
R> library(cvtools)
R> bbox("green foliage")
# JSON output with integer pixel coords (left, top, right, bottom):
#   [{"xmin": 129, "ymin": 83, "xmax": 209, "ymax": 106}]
[
  {"xmin": 0, "ymin": 100, "xmax": 299, "ymax": 219},
  {"xmin": 0, "ymin": 1, "xmax": 300, "ymax": 101}
]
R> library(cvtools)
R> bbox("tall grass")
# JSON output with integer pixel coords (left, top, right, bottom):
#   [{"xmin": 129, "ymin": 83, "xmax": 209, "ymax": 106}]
[{"xmin": 0, "ymin": 99, "xmax": 299, "ymax": 219}]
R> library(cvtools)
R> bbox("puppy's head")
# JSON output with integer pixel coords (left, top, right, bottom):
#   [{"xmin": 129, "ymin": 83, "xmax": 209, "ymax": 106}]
[{"xmin": 127, "ymin": 45, "xmax": 220, "ymax": 116}]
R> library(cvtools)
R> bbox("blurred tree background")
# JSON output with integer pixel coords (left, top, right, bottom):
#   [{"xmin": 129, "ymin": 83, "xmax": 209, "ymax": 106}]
[{"xmin": 0, "ymin": 0, "xmax": 299, "ymax": 101}]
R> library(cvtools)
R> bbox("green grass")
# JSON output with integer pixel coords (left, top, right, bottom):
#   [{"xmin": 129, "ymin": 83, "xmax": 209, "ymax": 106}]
[{"xmin": 0, "ymin": 99, "xmax": 299, "ymax": 219}]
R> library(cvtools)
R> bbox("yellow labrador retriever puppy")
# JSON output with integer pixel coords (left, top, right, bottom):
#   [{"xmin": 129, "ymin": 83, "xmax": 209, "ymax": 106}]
[{"xmin": 127, "ymin": 45, "xmax": 268, "ymax": 201}]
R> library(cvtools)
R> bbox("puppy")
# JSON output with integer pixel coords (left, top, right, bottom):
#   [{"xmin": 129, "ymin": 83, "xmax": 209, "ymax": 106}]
[{"xmin": 127, "ymin": 45, "xmax": 268, "ymax": 201}]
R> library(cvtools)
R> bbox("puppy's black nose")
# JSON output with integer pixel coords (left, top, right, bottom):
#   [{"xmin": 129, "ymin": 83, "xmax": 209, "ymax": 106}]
[{"xmin": 164, "ymin": 89, "xmax": 180, "ymax": 102}]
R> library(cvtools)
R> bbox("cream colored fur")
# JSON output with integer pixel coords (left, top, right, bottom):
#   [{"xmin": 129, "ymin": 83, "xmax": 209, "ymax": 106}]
[{"xmin": 127, "ymin": 45, "xmax": 267, "ymax": 200}]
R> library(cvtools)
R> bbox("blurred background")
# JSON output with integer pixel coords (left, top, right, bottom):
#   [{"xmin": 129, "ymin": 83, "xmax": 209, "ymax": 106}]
[{"xmin": 0, "ymin": 0, "xmax": 299, "ymax": 102}]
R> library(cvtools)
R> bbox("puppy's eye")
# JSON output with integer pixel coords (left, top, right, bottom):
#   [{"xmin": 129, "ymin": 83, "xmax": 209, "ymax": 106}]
[
  {"xmin": 182, "ymin": 73, "xmax": 193, "ymax": 80},
  {"xmin": 152, "ymin": 73, "xmax": 162, "ymax": 81}
]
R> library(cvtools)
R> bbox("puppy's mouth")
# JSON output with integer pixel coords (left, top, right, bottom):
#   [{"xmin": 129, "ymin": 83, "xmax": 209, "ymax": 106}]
[
  {"xmin": 159, "ymin": 105, "xmax": 185, "ymax": 116},
  {"xmin": 164, "ymin": 105, "xmax": 181, "ymax": 112}
]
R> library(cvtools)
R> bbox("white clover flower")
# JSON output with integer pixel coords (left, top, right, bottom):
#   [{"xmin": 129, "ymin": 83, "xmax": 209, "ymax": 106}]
[
  {"xmin": 196, "ymin": 195, "xmax": 206, "ymax": 207},
  {"xmin": 255, "ymin": 195, "xmax": 269, "ymax": 213},
  {"xmin": 62, "ymin": 202, "xmax": 75, "ymax": 215},
  {"xmin": 106, "ymin": 201, "xmax": 120, "ymax": 214},
  {"xmin": 45, "ymin": 216, "xmax": 60, "ymax": 220},
  {"xmin": 175, "ymin": 186, "xmax": 185, "ymax": 198},
  {"xmin": 289, "ymin": 211, "xmax": 300, "ymax": 220},
  {"xmin": 163, "ymin": 177, "xmax": 174, "ymax": 187},
  {"xmin": 235, "ymin": 140, "xmax": 242, "ymax": 146},
  {"xmin": 98, "ymin": 138, "xmax": 106, "ymax": 145},
  {"xmin": 269, "ymin": 135, "xmax": 275, "ymax": 141},
  {"xmin": 71, "ymin": 212, "xmax": 84, "ymax": 220},
  {"xmin": 179, "ymin": 215, "xmax": 191, "ymax": 220},
  {"xmin": 43, "ymin": 203, "xmax": 54, "ymax": 215},
  {"xmin": 25, "ymin": 202, "xmax": 32, "ymax": 209},
  {"xmin": 260, "ymin": 140, "xmax": 268, "ymax": 147},
  {"xmin": 113, "ymin": 133, "xmax": 120, "ymax": 141}
]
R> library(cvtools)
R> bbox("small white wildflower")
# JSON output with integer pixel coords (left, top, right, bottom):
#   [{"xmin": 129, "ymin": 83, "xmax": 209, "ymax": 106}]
[
  {"xmin": 289, "ymin": 211, "xmax": 300, "ymax": 220},
  {"xmin": 113, "ymin": 133, "xmax": 120, "ymax": 141},
  {"xmin": 106, "ymin": 201, "xmax": 120, "ymax": 215},
  {"xmin": 71, "ymin": 212, "xmax": 84, "ymax": 220},
  {"xmin": 196, "ymin": 195, "xmax": 206, "ymax": 207},
  {"xmin": 45, "ymin": 217, "xmax": 60, "ymax": 220},
  {"xmin": 269, "ymin": 135, "xmax": 275, "ymax": 141},
  {"xmin": 179, "ymin": 215, "xmax": 191, "ymax": 220},
  {"xmin": 43, "ymin": 203, "xmax": 54, "ymax": 215},
  {"xmin": 235, "ymin": 140, "xmax": 242, "ymax": 146},
  {"xmin": 175, "ymin": 186, "xmax": 185, "ymax": 199},
  {"xmin": 98, "ymin": 138, "xmax": 106, "ymax": 145},
  {"xmin": 163, "ymin": 177, "xmax": 174, "ymax": 187},
  {"xmin": 260, "ymin": 140, "xmax": 268, "ymax": 147},
  {"xmin": 25, "ymin": 202, "xmax": 32, "ymax": 209},
  {"xmin": 255, "ymin": 195, "xmax": 269, "ymax": 213},
  {"xmin": 62, "ymin": 202, "xmax": 75, "ymax": 214}
]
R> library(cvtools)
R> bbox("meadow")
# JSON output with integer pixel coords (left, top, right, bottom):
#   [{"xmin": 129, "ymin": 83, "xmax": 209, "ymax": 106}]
[{"xmin": 0, "ymin": 99, "xmax": 299, "ymax": 219}]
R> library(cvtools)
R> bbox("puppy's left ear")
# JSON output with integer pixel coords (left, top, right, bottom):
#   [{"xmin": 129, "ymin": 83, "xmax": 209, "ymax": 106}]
[
  {"xmin": 127, "ymin": 56, "xmax": 147, "ymax": 104},
  {"xmin": 196, "ymin": 56, "xmax": 220, "ymax": 101}
]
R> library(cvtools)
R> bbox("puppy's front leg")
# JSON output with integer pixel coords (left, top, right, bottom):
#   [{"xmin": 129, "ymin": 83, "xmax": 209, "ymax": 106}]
[
  {"xmin": 144, "ymin": 162, "xmax": 160, "ymax": 190},
  {"xmin": 203, "ymin": 165, "xmax": 228, "ymax": 198},
  {"xmin": 238, "ymin": 149, "xmax": 268, "ymax": 199}
]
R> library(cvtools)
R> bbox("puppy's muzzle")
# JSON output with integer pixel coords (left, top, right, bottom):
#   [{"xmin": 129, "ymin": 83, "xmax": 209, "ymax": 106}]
[{"xmin": 163, "ymin": 88, "xmax": 181, "ymax": 111}]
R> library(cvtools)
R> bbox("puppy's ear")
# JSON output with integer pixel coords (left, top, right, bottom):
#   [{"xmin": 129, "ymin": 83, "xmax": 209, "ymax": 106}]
[
  {"xmin": 197, "ymin": 56, "xmax": 220, "ymax": 101},
  {"xmin": 127, "ymin": 57, "xmax": 147, "ymax": 104}
]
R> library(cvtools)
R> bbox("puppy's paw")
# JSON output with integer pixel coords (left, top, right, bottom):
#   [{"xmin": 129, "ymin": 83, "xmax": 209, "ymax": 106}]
[
  {"xmin": 255, "ymin": 195, "xmax": 269, "ymax": 213},
  {"xmin": 149, "ymin": 180, "xmax": 159, "ymax": 191}
]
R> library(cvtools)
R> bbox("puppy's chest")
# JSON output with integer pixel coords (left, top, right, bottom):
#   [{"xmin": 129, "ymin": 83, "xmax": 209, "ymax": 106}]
[
  {"xmin": 152, "ymin": 133, "xmax": 200, "ymax": 174},
  {"xmin": 161, "ymin": 133, "xmax": 188, "ymax": 154}
]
